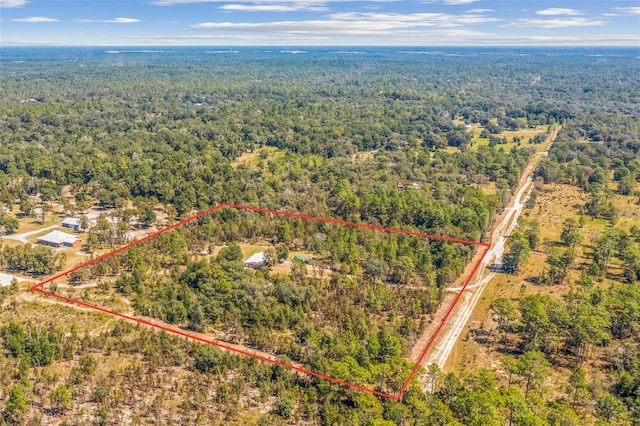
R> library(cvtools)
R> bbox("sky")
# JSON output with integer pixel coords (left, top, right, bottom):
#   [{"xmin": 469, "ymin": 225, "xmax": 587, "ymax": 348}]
[{"xmin": 0, "ymin": 0, "xmax": 639, "ymax": 46}]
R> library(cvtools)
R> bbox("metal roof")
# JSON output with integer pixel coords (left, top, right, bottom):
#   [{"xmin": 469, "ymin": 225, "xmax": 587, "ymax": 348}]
[
  {"xmin": 62, "ymin": 217, "xmax": 82, "ymax": 226},
  {"xmin": 244, "ymin": 251, "xmax": 266, "ymax": 264},
  {"xmin": 38, "ymin": 230, "xmax": 81, "ymax": 245}
]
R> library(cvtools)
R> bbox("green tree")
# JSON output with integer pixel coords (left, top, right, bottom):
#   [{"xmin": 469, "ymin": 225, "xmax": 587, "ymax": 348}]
[
  {"xmin": 363, "ymin": 257, "xmax": 389, "ymax": 283},
  {"xmin": 2, "ymin": 216, "xmax": 19, "ymax": 234},
  {"xmin": 4, "ymin": 386, "xmax": 28, "ymax": 425},
  {"xmin": 275, "ymin": 244, "xmax": 289, "ymax": 262},
  {"xmin": 594, "ymin": 232, "xmax": 616, "ymax": 275},
  {"xmin": 560, "ymin": 218, "xmax": 583, "ymax": 248},
  {"xmin": 517, "ymin": 350, "xmax": 550, "ymax": 397},
  {"xmin": 274, "ymin": 394, "xmax": 295, "ymax": 418},
  {"xmin": 566, "ymin": 368, "xmax": 591, "ymax": 408},
  {"xmin": 80, "ymin": 355, "xmax": 97, "ymax": 375},
  {"xmin": 519, "ymin": 295, "xmax": 556, "ymax": 350},
  {"xmin": 617, "ymin": 176, "xmax": 635, "ymax": 195},
  {"xmin": 51, "ymin": 384, "xmax": 72, "ymax": 414},
  {"xmin": 218, "ymin": 243, "xmax": 242, "ymax": 263},
  {"xmin": 545, "ymin": 247, "xmax": 575, "ymax": 285},
  {"xmin": 137, "ymin": 204, "xmax": 156, "ymax": 227},
  {"xmin": 194, "ymin": 345, "xmax": 225, "ymax": 374},
  {"xmin": 594, "ymin": 393, "xmax": 626, "ymax": 423},
  {"xmin": 188, "ymin": 304, "xmax": 205, "ymax": 333},
  {"xmin": 501, "ymin": 355, "xmax": 520, "ymax": 388},
  {"xmin": 503, "ymin": 231, "xmax": 530, "ymax": 274},
  {"xmin": 523, "ymin": 220, "xmax": 540, "ymax": 251},
  {"xmin": 565, "ymin": 298, "xmax": 611, "ymax": 364},
  {"xmin": 490, "ymin": 297, "xmax": 517, "ymax": 344},
  {"xmin": 277, "ymin": 221, "xmax": 292, "ymax": 243},
  {"xmin": 19, "ymin": 200, "xmax": 33, "ymax": 216}
]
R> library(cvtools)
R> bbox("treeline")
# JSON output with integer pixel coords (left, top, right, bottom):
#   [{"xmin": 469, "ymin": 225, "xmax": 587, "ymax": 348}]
[
  {"xmin": 0, "ymin": 244, "xmax": 63, "ymax": 276},
  {"xmin": 1, "ymin": 313, "xmax": 594, "ymax": 425},
  {"xmin": 489, "ymin": 282, "xmax": 640, "ymax": 424}
]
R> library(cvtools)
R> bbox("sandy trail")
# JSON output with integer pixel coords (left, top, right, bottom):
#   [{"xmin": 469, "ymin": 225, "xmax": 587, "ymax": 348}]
[
  {"xmin": 421, "ymin": 178, "xmax": 533, "ymax": 369},
  {"xmin": 0, "ymin": 273, "xmax": 37, "ymax": 286}
]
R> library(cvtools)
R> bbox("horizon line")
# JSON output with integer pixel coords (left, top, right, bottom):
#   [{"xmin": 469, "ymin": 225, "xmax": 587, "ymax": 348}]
[{"xmin": 2, "ymin": 44, "xmax": 639, "ymax": 48}]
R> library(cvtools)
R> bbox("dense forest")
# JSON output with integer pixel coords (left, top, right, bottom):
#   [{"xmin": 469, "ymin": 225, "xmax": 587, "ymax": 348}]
[
  {"xmin": 1, "ymin": 47, "xmax": 639, "ymax": 424},
  {"xmin": 48, "ymin": 207, "xmax": 474, "ymax": 395}
]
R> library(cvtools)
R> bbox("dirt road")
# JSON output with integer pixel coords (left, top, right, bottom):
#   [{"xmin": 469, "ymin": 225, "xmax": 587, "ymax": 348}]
[
  {"xmin": 414, "ymin": 130, "xmax": 557, "ymax": 374},
  {"xmin": 3, "ymin": 224, "xmax": 59, "ymax": 244},
  {"xmin": 419, "ymin": 177, "xmax": 533, "ymax": 369}
]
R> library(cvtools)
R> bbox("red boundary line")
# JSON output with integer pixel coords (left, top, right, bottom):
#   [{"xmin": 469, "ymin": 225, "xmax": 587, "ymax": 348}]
[{"xmin": 30, "ymin": 203, "xmax": 491, "ymax": 401}]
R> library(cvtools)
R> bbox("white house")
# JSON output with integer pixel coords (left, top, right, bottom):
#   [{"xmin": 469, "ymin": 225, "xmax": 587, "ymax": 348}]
[
  {"xmin": 62, "ymin": 217, "xmax": 82, "ymax": 231},
  {"xmin": 244, "ymin": 252, "xmax": 266, "ymax": 269},
  {"xmin": 38, "ymin": 230, "xmax": 82, "ymax": 248}
]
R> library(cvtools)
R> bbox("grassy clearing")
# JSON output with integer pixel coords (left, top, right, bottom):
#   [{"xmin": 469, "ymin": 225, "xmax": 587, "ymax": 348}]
[
  {"xmin": 14, "ymin": 214, "xmax": 62, "ymax": 233},
  {"xmin": 349, "ymin": 150, "xmax": 377, "ymax": 163},
  {"xmin": 468, "ymin": 124, "xmax": 553, "ymax": 152},
  {"xmin": 528, "ymin": 183, "xmax": 639, "ymax": 242},
  {"xmin": 231, "ymin": 146, "xmax": 282, "ymax": 168},
  {"xmin": 445, "ymin": 122, "xmax": 560, "ymax": 154}
]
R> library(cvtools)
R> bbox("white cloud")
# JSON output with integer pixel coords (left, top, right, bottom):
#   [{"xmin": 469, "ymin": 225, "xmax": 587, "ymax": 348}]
[
  {"xmin": 505, "ymin": 17, "xmax": 604, "ymax": 28},
  {"xmin": 128, "ymin": 34, "xmax": 311, "ymax": 41},
  {"xmin": 329, "ymin": 11, "xmax": 500, "ymax": 26},
  {"xmin": 192, "ymin": 12, "xmax": 499, "ymax": 35},
  {"xmin": 130, "ymin": 27, "xmax": 486, "ymax": 44},
  {"xmin": 535, "ymin": 8, "xmax": 581, "ymax": 16},
  {"xmin": 467, "ymin": 9, "xmax": 493, "ymax": 13},
  {"xmin": 603, "ymin": 13, "xmax": 619, "ymax": 17},
  {"xmin": 614, "ymin": 7, "xmax": 640, "ymax": 15},
  {"xmin": 75, "ymin": 18, "xmax": 140, "ymax": 23},
  {"xmin": 12, "ymin": 16, "xmax": 58, "ymax": 22},
  {"xmin": 0, "ymin": 0, "xmax": 27, "ymax": 7},
  {"xmin": 220, "ymin": 3, "xmax": 328, "ymax": 12},
  {"xmin": 151, "ymin": 0, "xmax": 392, "ymax": 5},
  {"xmin": 192, "ymin": 12, "xmax": 498, "ymax": 36},
  {"xmin": 102, "ymin": 17, "xmax": 140, "ymax": 23},
  {"xmin": 443, "ymin": 0, "xmax": 479, "ymax": 4}
]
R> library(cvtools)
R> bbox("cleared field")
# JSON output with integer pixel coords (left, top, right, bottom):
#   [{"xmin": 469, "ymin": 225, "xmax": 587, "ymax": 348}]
[{"xmin": 450, "ymin": 119, "xmax": 560, "ymax": 153}]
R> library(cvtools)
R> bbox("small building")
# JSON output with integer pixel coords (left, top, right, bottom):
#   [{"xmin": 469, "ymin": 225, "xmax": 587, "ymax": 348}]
[
  {"xmin": 37, "ymin": 230, "xmax": 82, "ymax": 248},
  {"xmin": 244, "ymin": 252, "xmax": 266, "ymax": 269},
  {"xmin": 62, "ymin": 217, "xmax": 82, "ymax": 231}
]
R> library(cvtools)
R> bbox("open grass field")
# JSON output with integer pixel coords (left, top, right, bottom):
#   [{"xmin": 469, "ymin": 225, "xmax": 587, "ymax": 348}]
[
  {"xmin": 14, "ymin": 214, "xmax": 61, "ymax": 233},
  {"xmin": 231, "ymin": 146, "xmax": 283, "ymax": 168},
  {"xmin": 468, "ymin": 124, "xmax": 553, "ymax": 152},
  {"xmin": 449, "ymin": 119, "xmax": 560, "ymax": 153}
]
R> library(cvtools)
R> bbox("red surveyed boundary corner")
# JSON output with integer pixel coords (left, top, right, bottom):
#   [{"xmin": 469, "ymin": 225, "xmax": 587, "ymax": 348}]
[{"xmin": 31, "ymin": 203, "xmax": 491, "ymax": 401}]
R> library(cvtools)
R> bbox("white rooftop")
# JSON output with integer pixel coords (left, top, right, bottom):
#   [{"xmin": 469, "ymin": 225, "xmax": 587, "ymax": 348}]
[
  {"xmin": 244, "ymin": 252, "xmax": 266, "ymax": 264},
  {"xmin": 38, "ymin": 230, "xmax": 80, "ymax": 245},
  {"xmin": 62, "ymin": 217, "xmax": 82, "ymax": 226}
]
